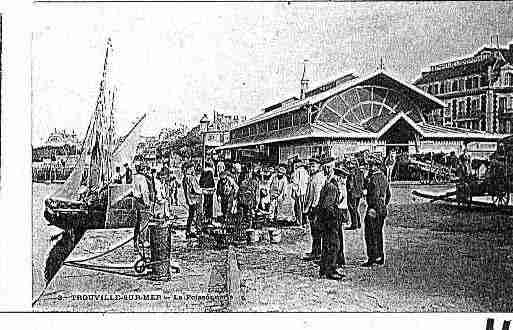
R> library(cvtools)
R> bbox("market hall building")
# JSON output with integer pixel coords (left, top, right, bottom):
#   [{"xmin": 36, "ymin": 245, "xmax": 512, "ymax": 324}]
[{"xmin": 217, "ymin": 70, "xmax": 504, "ymax": 164}]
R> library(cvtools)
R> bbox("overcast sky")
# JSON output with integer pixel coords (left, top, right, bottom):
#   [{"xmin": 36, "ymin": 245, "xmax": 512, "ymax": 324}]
[{"xmin": 31, "ymin": 2, "xmax": 513, "ymax": 145}]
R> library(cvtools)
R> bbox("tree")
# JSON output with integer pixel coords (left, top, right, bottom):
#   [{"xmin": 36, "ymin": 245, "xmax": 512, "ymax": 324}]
[{"xmin": 170, "ymin": 125, "xmax": 203, "ymax": 159}]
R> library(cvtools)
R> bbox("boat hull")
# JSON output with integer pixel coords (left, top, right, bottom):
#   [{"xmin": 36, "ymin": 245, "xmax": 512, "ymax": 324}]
[{"xmin": 44, "ymin": 206, "xmax": 106, "ymax": 232}]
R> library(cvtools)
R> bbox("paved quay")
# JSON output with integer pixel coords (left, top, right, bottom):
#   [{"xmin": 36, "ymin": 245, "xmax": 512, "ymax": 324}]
[{"xmin": 33, "ymin": 227, "xmax": 235, "ymax": 312}]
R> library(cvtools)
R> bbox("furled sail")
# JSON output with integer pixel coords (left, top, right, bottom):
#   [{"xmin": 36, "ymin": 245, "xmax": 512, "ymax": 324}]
[{"xmin": 111, "ymin": 113, "xmax": 147, "ymax": 173}]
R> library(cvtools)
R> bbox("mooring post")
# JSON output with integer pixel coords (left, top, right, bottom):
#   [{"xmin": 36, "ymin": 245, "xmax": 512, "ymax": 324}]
[{"xmin": 148, "ymin": 220, "xmax": 172, "ymax": 281}]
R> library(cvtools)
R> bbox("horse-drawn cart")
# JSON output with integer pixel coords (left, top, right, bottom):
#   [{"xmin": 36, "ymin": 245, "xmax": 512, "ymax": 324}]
[
  {"xmin": 412, "ymin": 136, "xmax": 513, "ymax": 210},
  {"xmin": 408, "ymin": 159, "xmax": 457, "ymax": 184}
]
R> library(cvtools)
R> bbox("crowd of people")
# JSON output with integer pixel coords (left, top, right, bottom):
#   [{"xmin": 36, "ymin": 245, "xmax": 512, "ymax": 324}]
[{"xmin": 117, "ymin": 152, "xmax": 392, "ymax": 281}]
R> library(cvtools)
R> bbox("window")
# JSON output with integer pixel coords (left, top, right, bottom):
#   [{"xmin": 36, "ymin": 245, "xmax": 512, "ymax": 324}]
[
  {"xmin": 446, "ymin": 80, "xmax": 452, "ymax": 93},
  {"xmin": 268, "ymin": 118, "xmax": 278, "ymax": 131},
  {"xmin": 471, "ymin": 98, "xmax": 479, "ymax": 116},
  {"xmin": 505, "ymin": 73, "xmax": 513, "ymax": 86},
  {"xmin": 459, "ymin": 78, "xmax": 465, "ymax": 91},
  {"xmin": 473, "ymin": 76, "xmax": 479, "ymax": 89},
  {"xmin": 465, "ymin": 78, "xmax": 472, "ymax": 90},
  {"xmin": 458, "ymin": 100, "xmax": 465, "ymax": 117},
  {"xmin": 278, "ymin": 113, "xmax": 292, "ymax": 129},
  {"xmin": 452, "ymin": 80, "xmax": 458, "ymax": 92},
  {"xmin": 249, "ymin": 124, "xmax": 257, "ymax": 136},
  {"xmin": 440, "ymin": 82, "xmax": 445, "ymax": 94},
  {"xmin": 499, "ymin": 97, "xmax": 507, "ymax": 113},
  {"xmin": 433, "ymin": 84, "xmax": 439, "ymax": 94}
]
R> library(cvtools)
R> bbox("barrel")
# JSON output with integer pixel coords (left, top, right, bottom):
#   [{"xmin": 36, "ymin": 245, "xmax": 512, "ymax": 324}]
[
  {"xmin": 246, "ymin": 229, "xmax": 259, "ymax": 244},
  {"xmin": 149, "ymin": 221, "xmax": 172, "ymax": 280},
  {"xmin": 268, "ymin": 228, "xmax": 282, "ymax": 244}
]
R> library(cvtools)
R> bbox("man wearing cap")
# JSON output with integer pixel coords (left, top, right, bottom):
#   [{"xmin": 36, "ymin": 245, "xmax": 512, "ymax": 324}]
[
  {"xmin": 182, "ymin": 162, "xmax": 203, "ymax": 239},
  {"xmin": 132, "ymin": 163, "xmax": 151, "ymax": 247},
  {"xmin": 216, "ymin": 170, "xmax": 238, "ymax": 223},
  {"xmin": 302, "ymin": 157, "xmax": 326, "ymax": 261},
  {"xmin": 362, "ymin": 159, "xmax": 391, "ymax": 267},
  {"xmin": 200, "ymin": 161, "xmax": 216, "ymax": 223},
  {"xmin": 269, "ymin": 165, "xmax": 288, "ymax": 223},
  {"xmin": 292, "ymin": 159, "xmax": 310, "ymax": 226},
  {"xmin": 346, "ymin": 159, "xmax": 364, "ymax": 230},
  {"xmin": 335, "ymin": 163, "xmax": 350, "ymax": 266},
  {"xmin": 317, "ymin": 158, "xmax": 344, "ymax": 280}
]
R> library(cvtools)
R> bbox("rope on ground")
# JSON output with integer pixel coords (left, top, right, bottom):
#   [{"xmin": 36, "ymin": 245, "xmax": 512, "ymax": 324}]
[{"xmin": 65, "ymin": 221, "xmax": 151, "ymax": 263}]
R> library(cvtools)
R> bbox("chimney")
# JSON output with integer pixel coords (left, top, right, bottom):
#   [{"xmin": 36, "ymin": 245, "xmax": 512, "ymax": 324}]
[{"xmin": 300, "ymin": 59, "xmax": 309, "ymax": 100}]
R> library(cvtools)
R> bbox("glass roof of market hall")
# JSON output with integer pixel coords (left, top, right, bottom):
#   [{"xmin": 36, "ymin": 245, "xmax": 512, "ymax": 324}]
[{"xmin": 217, "ymin": 70, "xmax": 503, "ymax": 151}]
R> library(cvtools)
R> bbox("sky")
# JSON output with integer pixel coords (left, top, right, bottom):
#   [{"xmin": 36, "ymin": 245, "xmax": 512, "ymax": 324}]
[{"xmin": 31, "ymin": 2, "xmax": 513, "ymax": 146}]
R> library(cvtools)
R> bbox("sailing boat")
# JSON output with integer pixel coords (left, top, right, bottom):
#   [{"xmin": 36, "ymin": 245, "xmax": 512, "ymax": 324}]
[{"xmin": 44, "ymin": 39, "xmax": 148, "ymax": 233}]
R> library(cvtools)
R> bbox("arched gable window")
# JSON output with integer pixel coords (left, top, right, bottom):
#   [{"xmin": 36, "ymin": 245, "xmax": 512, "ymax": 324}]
[{"xmin": 315, "ymin": 85, "xmax": 425, "ymax": 125}]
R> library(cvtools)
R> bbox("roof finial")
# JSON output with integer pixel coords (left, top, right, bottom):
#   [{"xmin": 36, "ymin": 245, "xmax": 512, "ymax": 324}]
[
  {"xmin": 300, "ymin": 59, "xmax": 309, "ymax": 100},
  {"xmin": 378, "ymin": 57, "xmax": 385, "ymax": 71}
]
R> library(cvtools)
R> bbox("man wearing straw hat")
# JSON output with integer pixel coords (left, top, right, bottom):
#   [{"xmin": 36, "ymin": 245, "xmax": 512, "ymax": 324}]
[
  {"xmin": 302, "ymin": 157, "xmax": 325, "ymax": 261},
  {"xmin": 362, "ymin": 158, "xmax": 391, "ymax": 267}
]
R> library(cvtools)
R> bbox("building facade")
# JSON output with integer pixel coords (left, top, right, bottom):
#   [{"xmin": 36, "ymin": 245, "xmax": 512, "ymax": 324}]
[
  {"xmin": 204, "ymin": 111, "xmax": 247, "ymax": 152},
  {"xmin": 217, "ymin": 71, "xmax": 504, "ymax": 164},
  {"xmin": 414, "ymin": 41, "xmax": 513, "ymax": 134}
]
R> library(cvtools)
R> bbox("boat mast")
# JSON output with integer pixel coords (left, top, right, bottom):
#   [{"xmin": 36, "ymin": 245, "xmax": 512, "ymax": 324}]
[{"xmin": 86, "ymin": 37, "xmax": 113, "ymax": 191}]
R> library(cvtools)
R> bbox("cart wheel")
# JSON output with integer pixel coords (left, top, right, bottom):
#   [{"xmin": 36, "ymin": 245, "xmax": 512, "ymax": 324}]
[{"xmin": 492, "ymin": 191, "xmax": 510, "ymax": 207}]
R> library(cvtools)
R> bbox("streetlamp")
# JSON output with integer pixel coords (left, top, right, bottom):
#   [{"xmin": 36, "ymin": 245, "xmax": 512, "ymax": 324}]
[{"xmin": 200, "ymin": 114, "xmax": 210, "ymax": 169}]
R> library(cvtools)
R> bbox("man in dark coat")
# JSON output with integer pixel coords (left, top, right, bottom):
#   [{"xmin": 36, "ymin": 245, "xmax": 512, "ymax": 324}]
[
  {"xmin": 124, "ymin": 163, "xmax": 133, "ymax": 184},
  {"xmin": 346, "ymin": 159, "xmax": 364, "ymax": 230},
  {"xmin": 362, "ymin": 160, "xmax": 391, "ymax": 267},
  {"xmin": 317, "ymin": 158, "xmax": 344, "ymax": 280},
  {"xmin": 182, "ymin": 162, "xmax": 203, "ymax": 239},
  {"xmin": 199, "ymin": 161, "xmax": 216, "ymax": 222}
]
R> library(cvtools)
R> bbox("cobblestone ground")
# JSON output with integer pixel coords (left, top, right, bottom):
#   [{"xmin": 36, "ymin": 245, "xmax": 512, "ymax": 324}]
[{"xmin": 235, "ymin": 184, "xmax": 513, "ymax": 312}]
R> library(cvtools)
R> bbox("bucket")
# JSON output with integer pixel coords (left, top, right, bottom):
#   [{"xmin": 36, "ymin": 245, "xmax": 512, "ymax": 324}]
[
  {"xmin": 268, "ymin": 228, "xmax": 282, "ymax": 244},
  {"xmin": 246, "ymin": 229, "xmax": 260, "ymax": 244}
]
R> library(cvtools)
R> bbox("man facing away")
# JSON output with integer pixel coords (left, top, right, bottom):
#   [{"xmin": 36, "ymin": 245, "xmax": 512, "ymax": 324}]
[
  {"xmin": 182, "ymin": 162, "xmax": 203, "ymax": 239},
  {"xmin": 302, "ymin": 157, "xmax": 326, "ymax": 261},
  {"xmin": 362, "ymin": 159, "xmax": 391, "ymax": 267},
  {"xmin": 317, "ymin": 158, "xmax": 344, "ymax": 280},
  {"xmin": 346, "ymin": 158, "xmax": 364, "ymax": 230},
  {"xmin": 292, "ymin": 159, "xmax": 310, "ymax": 226},
  {"xmin": 124, "ymin": 163, "xmax": 133, "ymax": 184},
  {"xmin": 199, "ymin": 161, "xmax": 216, "ymax": 223},
  {"xmin": 269, "ymin": 165, "xmax": 288, "ymax": 223},
  {"xmin": 113, "ymin": 166, "xmax": 123, "ymax": 184}
]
